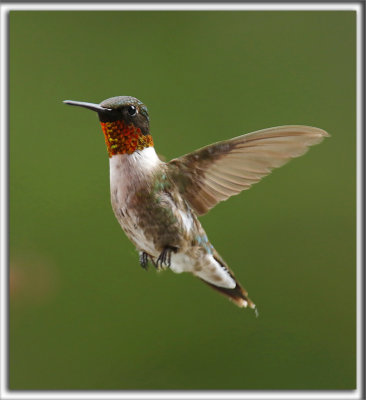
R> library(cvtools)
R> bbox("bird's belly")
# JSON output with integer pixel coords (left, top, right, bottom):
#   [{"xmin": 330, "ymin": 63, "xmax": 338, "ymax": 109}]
[
  {"xmin": 170, "ymin": 252, "xmax": 193, "ymax": 273},
  {"xmin": 114, "ymin": 207, "xmax": 159, "ymax": 256}
]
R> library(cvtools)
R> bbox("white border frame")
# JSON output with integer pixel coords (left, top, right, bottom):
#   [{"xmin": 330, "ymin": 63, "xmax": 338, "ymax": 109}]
[{"xmin": 0, "ymin": 3, "xmax": 363, "ymax": 400}]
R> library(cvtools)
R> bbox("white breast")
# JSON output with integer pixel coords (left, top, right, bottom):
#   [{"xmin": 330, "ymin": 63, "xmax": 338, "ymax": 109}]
[
  {"xmin": 109, "ymin": 147, "xmax": 162, "ymax": 254},
  {"xmin": 109, "ymin": 147, "xmax": 161, "ymax": 201}
]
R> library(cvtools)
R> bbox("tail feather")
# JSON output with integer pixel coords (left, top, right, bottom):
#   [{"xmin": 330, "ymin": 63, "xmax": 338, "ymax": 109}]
[
  {"xmin": 202, "ymin": 251, "xmax": 256, "ymax": 311},
  {"xmin": 201, "ymin": 278, "xmax": 256, "ymax": 310}
]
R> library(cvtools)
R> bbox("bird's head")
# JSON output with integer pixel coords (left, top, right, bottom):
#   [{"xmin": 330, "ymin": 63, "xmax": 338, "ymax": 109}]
[{"xmin": 63, "ymin": 96, "xmax": 153, "ymax": 157}]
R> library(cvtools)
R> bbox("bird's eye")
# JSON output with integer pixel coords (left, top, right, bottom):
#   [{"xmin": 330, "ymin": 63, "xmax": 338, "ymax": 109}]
[{"xmin": 127, "ymin": 105, "xmax": 137, "ymax": 116}]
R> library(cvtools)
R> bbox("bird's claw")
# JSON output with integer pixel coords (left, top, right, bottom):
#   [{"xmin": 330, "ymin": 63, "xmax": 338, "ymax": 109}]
[
  {"xmin": 139, "ymin": 251, "xmax": 150, "ymax": 270},
  {"xmin": 155, "ymin": 246, "xmax": 177, "ymax": 269}
]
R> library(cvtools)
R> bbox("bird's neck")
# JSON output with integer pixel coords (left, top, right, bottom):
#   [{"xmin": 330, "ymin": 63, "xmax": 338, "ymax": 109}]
[{"xmin": 100, "ymin": 119, "xmax": 154, "ymax": 157}]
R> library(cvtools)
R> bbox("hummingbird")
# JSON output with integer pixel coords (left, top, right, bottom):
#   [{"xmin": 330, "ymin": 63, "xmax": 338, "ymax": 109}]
[{"xmin": 63, "ymin": 96, "xmax": 329, "ymax": 310}]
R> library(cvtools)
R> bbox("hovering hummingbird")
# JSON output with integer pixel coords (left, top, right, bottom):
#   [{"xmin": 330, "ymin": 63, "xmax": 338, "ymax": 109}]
[{"xmin": 64, "ymin": 96, "xmax": 329, "ymax": 310}]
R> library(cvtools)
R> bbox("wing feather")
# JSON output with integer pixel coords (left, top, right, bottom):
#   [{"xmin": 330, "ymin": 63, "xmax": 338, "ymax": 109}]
[{"xmin": 167, "ymin": 125, "xmax": 329, "ymax": 215}]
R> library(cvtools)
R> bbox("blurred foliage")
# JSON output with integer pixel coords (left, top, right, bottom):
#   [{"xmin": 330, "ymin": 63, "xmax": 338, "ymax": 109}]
[{"xmin": 9, "ymin": 11, "xmax": 356, "ymax": 390}]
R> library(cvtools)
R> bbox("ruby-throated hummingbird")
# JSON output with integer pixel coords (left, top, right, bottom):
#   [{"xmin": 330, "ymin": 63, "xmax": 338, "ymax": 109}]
[{"xmin": 64, "ymin": 96, "xmax": 329, "ymax": 310}]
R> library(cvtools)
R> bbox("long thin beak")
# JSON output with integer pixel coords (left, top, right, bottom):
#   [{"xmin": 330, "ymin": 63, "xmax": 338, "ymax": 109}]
[{"xmin": 63, "ymin": 100, "xmax": 111, "ymax": 113}]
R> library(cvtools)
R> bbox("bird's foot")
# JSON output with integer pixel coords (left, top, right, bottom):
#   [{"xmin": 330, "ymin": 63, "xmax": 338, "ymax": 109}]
[
  {"xmin": 155, "ymin": 246, "xmax": 178, "ymax": 269},
  {"xmin": 139, "ymin": 251, "xmax": 153, "ymax": 270}
]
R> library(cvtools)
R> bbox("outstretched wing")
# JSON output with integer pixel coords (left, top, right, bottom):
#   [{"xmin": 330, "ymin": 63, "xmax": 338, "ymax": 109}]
[{"xmin": 167, "ymin": 125, "xmax": 329, "ymax": 216}]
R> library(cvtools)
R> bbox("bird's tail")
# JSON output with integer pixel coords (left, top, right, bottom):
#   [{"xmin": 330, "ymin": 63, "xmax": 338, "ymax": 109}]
[
  {"xmin": 201, "ymin": 278, "xmax": 256, "ymax": 310},
  {"xmin": 200, "ymin": 253, "xmax": 256, "ymax": 312}
]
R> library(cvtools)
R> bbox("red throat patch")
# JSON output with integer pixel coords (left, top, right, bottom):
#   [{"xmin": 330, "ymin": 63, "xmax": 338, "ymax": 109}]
[{"xmin": 100, "ymin": 120, "xmax": 154, "ymax": 157}]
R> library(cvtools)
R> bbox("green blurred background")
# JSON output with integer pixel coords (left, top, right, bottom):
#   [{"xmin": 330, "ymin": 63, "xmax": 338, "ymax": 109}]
[{"xmin": 9, "ymin": 11, "xmax": 356, "ymax": 390}]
